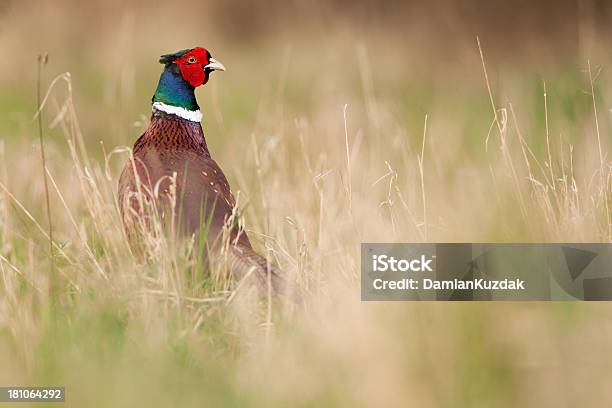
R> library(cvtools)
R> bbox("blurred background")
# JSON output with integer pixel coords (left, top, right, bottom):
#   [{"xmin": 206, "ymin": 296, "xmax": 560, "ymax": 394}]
[
  {"xmin": 2, "ymin": 0, "xmax": 612, "ymax": 148},
  {"xmin": 1, "ymin": 1, "xmax": 612, "ymax": 407}
]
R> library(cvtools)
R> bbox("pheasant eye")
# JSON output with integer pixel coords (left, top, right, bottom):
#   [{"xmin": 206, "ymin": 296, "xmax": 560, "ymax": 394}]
[{"xmin": 187, "ymin": 56, "xmax": 197, "ymax": 64}]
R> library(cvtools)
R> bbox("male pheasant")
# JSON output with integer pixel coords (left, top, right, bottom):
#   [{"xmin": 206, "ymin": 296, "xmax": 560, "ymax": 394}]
[{"xmin": 118, "ymin": 47, "xmax": 286, "ymax": 294}]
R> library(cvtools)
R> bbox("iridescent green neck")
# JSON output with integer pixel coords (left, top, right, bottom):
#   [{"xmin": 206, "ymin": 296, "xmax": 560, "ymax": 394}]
[{"xmin": 152, "ymin": 65, "xmax": 199, "ymax": 111}]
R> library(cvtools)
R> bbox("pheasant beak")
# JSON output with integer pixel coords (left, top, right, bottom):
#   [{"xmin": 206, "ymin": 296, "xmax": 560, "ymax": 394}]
[{"xmin": 204, "ymin": 58, "xmax": 226, "ymax": 72}]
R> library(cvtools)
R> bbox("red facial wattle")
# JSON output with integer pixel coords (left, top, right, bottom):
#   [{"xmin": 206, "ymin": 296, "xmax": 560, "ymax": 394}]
[{"xmin": 175, "ymin": 47, "xmax": 210, "ymax": 87}]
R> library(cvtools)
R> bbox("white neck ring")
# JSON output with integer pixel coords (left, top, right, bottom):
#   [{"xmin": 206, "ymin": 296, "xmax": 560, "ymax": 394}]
[{"xmin": 152, "ymin": 101, "xmax": 202, "ymax": 122}]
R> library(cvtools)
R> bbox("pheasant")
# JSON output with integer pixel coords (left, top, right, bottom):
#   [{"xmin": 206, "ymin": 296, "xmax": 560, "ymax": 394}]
[{"xmin": 118, "ymin": 47, "xmax": 288, "ymax": 295}]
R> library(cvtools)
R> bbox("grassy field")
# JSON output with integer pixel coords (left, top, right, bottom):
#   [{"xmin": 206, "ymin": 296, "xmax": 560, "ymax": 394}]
[{"xmin": 1, "ymin": 1, "xmax": 612, "ymax": 407}]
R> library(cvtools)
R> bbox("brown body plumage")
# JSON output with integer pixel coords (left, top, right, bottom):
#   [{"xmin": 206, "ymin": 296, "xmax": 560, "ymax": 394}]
[
  {"xmin": 118, "ymin": 111, "xmax": 237, "ymax": 241},
  {"xmin": 118, "ymin": 111, "xmax": 285, "ymax": 292}
]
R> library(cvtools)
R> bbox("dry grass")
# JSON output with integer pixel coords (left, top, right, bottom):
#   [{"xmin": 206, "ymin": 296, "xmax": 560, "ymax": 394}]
[{"xmin": 1, "ymin": 1, "xmax": 612, "ymax": 407}]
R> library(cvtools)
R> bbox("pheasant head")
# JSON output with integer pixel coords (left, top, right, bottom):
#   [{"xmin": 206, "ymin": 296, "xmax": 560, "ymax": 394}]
[{"xmin": 152, "ymin": 47, "xmax": 225, "ymax": 121}]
